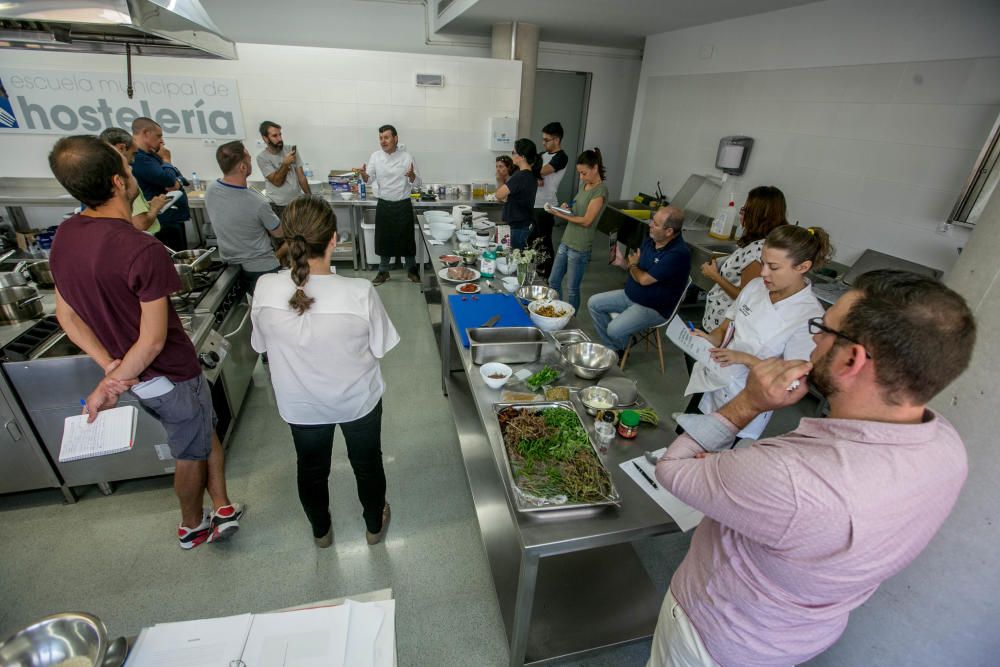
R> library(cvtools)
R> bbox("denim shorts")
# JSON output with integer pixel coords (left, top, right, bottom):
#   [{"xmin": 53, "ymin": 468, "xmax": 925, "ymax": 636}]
[{"xmin": 138, "ymin": 374, "xmax": 215, "ymax": 461}]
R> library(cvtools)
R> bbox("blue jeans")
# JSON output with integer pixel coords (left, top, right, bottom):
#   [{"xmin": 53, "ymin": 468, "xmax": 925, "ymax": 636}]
[
  {"xmin": 548, "ymin": 243, "xmax": 591, "ymax": 312},
  {"xmin": 509, "ymin": 225, "xmax": 532, "ymax": 250},
  {"xmin": 587, "ymin": 289, "xmax": 667, "ymax": 352}
]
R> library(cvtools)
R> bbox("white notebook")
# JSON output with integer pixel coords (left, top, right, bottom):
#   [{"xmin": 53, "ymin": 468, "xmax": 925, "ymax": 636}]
[{"xmin": 59, "ymin": 405, "xmax": 138, "ymax": 462}]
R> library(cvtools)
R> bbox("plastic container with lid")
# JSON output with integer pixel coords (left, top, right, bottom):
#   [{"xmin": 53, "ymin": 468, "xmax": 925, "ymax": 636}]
[{"xmin": 617, "ymin": 410, "xmax": 641, "ymax": 439}]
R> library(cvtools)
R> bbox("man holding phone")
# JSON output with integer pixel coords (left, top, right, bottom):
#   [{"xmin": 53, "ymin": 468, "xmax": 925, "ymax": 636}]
[{"xmin": 256, "ymin": 120, "xmax": 311, "ymax": 217}]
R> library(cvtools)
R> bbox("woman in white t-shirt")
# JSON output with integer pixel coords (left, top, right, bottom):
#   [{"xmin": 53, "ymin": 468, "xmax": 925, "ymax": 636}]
[
  {"xmin": 700, "ymin": 186, "xmax": 789, "ymax": 332},
  {"xmin": 684, "ymin": 225, "xmax": 832, "ymax": 439},
  {"xmin": 251, "ymin": 196, "xmax": 400, "ymax": 548}
]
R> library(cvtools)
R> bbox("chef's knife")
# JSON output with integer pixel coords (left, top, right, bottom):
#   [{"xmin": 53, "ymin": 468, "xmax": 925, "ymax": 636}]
[{"xmin": 481, "ymin": 315, "xmax": 501, "ymax": 328}]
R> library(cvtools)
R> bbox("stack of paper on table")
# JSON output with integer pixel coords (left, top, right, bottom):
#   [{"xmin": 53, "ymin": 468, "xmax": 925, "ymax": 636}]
[
  {"xmin": 620, "ymin": 450, "xmax": 704, "ymax": 532},
  {"xmin": 59, "ymin": 405, "xmax": 137, "ymax": 462},
  {"xmin": 125, "ymin": 599, "xmax": 395, "ymax": 666}
]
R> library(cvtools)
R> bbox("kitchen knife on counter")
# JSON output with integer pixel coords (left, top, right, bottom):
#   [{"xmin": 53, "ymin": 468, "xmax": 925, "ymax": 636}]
[{"xmin": 481, "ymin": 315, "xmax": 501, "ymax": 328}]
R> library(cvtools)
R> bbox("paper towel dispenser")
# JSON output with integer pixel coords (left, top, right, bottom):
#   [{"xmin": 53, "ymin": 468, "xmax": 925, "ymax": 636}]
[{"xmin": 716, "ymin": 136, "xmax": 754, "ymax": 175}]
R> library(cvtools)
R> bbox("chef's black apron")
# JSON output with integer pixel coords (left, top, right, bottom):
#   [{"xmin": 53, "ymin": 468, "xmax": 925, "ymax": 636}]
[{"xmin": 374, "ymin": 198, "xmax": 416, "ymax": 259}]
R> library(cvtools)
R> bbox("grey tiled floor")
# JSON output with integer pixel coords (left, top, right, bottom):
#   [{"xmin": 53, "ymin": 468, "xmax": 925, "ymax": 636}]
[{"xmin": 0, "ymin": 227, "xmax": 814, "ymax": 666}]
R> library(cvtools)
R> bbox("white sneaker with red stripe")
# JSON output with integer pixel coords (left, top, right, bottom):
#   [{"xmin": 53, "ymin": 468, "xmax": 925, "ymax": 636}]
[
  {"xmin": 209, "ymin": 503, "xmax": 245, "ymax": 543},
  {"xmin": 178, "ymin": 510, "xmax": 212, "ymax": 550}
]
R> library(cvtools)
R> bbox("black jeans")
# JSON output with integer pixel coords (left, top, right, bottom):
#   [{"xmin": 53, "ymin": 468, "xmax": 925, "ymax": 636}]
[
  {"xmin": 528, "ymin": 208, "xmax": 555, "ymax": 277},
  {"xmin": 155, "ymin": 220, "xmax": 188, "ymax": 251},
  {"xmin": 288, "ymin": 400, "xmax": 386, "ymax": 537}
]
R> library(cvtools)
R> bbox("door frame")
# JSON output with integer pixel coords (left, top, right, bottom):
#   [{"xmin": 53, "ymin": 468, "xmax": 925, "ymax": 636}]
[{"xmin": 535, "ymin": 68, "xmax": 592, "ymax": 202}]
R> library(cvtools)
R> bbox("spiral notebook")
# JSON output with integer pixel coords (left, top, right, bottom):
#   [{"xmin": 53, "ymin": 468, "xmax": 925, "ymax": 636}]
[{"xmin": 59, "ymin": 405, "xmax": 138, "ymax": 462}]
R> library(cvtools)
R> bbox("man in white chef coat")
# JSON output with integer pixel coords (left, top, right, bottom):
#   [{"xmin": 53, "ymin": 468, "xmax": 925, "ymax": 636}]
[{"xmin": 357, "ymin": 125, "xmax": 421, "ymax": 286}]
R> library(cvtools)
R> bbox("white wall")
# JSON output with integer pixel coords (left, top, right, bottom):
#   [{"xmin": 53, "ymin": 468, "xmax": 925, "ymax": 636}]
[
  {"xmin": 538, "ymin": 43, "xmax": 642, "ymax": 199},
  {"xmin": 0, "ymin": 43, "xmax": 520, "ymax": 187},
  {"xmin": 623, "ymin": 0, "xmax": 1000, "ymax": 273}
]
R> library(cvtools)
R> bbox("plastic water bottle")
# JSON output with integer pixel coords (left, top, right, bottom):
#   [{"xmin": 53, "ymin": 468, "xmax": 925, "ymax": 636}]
[
  {"xmin": 303, "ymin": 163, "xmax": 314, "ymax": 179},
  {"xmin": 358, "ymin": 178, "xmax": 366, "ymax": 200},
  {"xmin": 190, "ymin": 171, "xmax": 202, "ymax": 191},
  {"xmin": 709, "ymin": 193, "xmax": 737, "ymax": 240},
  {"xmin": 480, "ymin": 245, "xmax": 496, "ymax": 279}
]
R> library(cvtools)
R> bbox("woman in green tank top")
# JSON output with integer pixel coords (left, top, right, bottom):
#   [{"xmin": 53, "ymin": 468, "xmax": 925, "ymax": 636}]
[{"xmin": 547, "ymin": 148, "xmax": 608, "ymax": 311}]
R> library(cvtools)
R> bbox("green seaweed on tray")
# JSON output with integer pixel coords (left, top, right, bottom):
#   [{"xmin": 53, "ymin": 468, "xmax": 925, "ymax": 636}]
[{"xmin": 497, "ymin": 406, "xmax": 615, "ymax": 505}]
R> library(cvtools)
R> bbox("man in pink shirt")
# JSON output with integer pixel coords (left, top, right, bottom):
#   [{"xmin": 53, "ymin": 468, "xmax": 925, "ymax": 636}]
[{"xmin": 651, "ymin": 270, "xmax": 976, "ymax": 666}]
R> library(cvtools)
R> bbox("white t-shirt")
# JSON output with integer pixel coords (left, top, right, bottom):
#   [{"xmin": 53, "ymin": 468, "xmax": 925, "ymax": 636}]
[{"xmin": 250, "ymin": 270, "xmax": 400, "ymax": 424}]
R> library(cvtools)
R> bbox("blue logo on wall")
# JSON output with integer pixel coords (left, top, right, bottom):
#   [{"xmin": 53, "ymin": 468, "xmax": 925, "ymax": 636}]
[{"xmin": 0, "ymin": 77, "xmax": 20, "ymax": 129}]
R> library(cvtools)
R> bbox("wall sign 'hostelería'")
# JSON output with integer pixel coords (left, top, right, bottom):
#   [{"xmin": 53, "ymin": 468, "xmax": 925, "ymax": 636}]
[{"xmin": 0, "ymin": 68, "xmax": 245, "ymax": 139}]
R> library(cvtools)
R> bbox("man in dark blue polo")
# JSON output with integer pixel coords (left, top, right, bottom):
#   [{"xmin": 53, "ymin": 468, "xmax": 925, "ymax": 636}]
[
  {"xmin": 588, "ymin": 205, "xmax": 691, "ymax": 357},
  {"xmin": 130, "ymin": 116, "xmax": 190, "ymax": 250}
]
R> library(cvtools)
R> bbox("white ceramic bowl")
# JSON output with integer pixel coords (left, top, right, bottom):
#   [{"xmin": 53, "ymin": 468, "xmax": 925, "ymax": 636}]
[
  {"xmin": 528, "ymin": 299, "xmax": 575, "ymax": 332},
  {"xmin": 428, "ymin": 221, "xmax": 455, "ymax": 242},
  {"xmin": 480, "ymin": 362, "xmax": 512, "ymax": 389},
  {"xmin": 338, "ymin": 191, "xmax": 354, "ymax": 200},
  {"xmin": 496, "ymin": 256, "xmax": 516, "ymax": 275},
  {"xmin": 456, "ymin": 229, "xmax": 476, "ymax": 243},
  {"xmin": 423, "ymin": 210, "xmax": 452, "ymax": 223}
]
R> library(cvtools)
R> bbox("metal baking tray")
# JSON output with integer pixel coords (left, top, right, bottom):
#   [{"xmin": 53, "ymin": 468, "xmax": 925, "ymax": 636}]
[
  {"xmin": 549, "ymin": 328, "xmax": 591, "ymax": 346},
  {"xmin": 493, "ymin": 401, "xmax": 622, "ymax": 513},
  {"xmin": 468, "ymin": 326, "xmax": 544, "ymax": 365}
]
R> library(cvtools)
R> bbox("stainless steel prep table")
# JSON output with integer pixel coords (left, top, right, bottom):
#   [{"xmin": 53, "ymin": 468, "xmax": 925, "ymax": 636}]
[{"xmin": 419, "ymin": 220, "xmax": 683, "ymax": 666}]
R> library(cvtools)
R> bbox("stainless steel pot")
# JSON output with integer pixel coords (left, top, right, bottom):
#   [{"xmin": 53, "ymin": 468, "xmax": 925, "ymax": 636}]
[
  {"xmin": 0, "ymin": 270, "xmax": 29, "ymax": 288},
  {"xmin": 17, "ymin": 260, "xmax": 55, "ymax": 288},
  {"xmin": 170, "ymin": 246, "xmax": 216, "ymax": 272},
  {"xmin": 0, "ymin": 285, "xmax": 43, "ymax": 323},
  {"xmin": 173, "ymin": 264, "xmax": 196, "ymax": 294}
]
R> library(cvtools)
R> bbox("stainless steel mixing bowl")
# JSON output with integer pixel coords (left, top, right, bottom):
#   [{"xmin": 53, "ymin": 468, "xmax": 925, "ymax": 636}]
[
  {"xmin": 0, "ymin": 611, "xmax": 109, "ymax": 666},
  {"xmin": 516, "ymin": 285, "xmax": 558, "ymax": 303},
  {"xmin": 560, "ymin": 342, "xmax": 618, "ymax": 380}
]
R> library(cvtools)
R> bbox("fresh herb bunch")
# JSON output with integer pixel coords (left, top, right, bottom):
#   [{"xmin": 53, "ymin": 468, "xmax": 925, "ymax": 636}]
[{"xmin": 525, "ymin": 365, "xmax": 560, "ymax": 390}]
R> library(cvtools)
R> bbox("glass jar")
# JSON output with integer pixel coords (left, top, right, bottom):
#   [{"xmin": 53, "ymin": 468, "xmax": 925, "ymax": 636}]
[{"xmin": 617, "ymin": 410, "xmax": 640, "ymax": 439}]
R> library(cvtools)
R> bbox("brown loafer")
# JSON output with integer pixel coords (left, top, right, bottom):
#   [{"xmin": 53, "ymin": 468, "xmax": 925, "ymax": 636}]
[
  {"xmin": 365, "ymin": 503, "xmax": 391, "ymax": 545},
  {"xmin": 406, "ymin": 269, "xmax": 420, "ymax": 283},
  {"xmin": 372, "ymin": 271, "xmax": 390, "ymax": 286}
]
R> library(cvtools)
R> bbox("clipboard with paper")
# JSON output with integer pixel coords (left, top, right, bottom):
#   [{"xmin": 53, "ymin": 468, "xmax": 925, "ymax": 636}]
[{"xmin": 665, "ymin": 316, "xmax": 735, "ymax": 383}]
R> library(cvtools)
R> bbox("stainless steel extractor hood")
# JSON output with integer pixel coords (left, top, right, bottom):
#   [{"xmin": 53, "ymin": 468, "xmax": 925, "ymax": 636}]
[{"xmin": 0, "ymin": 0, "xmax": 237, "ymax": 60}]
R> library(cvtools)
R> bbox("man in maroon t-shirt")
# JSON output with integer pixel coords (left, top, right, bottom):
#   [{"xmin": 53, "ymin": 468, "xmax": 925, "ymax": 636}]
[{"xmin": 48, "ymin": 135, "xmax": 245, "ymax": 550}]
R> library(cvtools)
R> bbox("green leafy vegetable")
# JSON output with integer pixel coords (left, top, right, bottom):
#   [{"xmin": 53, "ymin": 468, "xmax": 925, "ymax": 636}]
[{"xmin": 525, "ymin": 365, "xmax": 560, "ymax": 390}]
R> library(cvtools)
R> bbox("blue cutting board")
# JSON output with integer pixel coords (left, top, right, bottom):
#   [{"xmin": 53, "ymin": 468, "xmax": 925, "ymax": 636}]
[{"xmin": 448, "ymin": 293, "xmax": 533, "ymax": 347}]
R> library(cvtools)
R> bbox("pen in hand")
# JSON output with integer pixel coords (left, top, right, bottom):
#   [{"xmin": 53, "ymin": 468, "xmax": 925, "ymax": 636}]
[{"xmin": 686, "ymin": 321, "xmax": 696, "ymax": 332}]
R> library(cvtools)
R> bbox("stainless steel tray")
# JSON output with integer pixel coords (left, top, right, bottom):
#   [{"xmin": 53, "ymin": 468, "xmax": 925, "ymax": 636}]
[
  {"xmin": 550, "ymin": 328, "xmax": 591, "ymax": 346},
  {"xmin": 468, "ymin": 326, "xmax": 544, "ymax": 365},
  {"xmin": 493, "ymin": 401, "xmax": 622, "ymax": 513}
]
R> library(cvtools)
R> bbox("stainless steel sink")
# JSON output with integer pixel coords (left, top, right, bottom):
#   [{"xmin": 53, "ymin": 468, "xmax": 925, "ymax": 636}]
[
  {"xmin": 701, "ymin": 243, "xmax": 738, "ymax": 254},
  {"xmin": 605, "ymin": 199, "xmax": 652, "ymax": 212}
]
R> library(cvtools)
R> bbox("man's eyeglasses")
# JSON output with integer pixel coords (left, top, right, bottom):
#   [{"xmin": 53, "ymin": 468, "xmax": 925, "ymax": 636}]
[{"xmin": 807, "ymin": 317, "xmax": 872, "ymax": 358}]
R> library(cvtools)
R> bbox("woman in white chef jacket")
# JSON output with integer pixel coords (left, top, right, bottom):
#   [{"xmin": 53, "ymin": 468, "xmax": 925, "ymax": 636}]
[
  {"xmin": 251, "ymin": 196, "xmax": 400, "ymax": 548},
  {"xmin": 685, "ymin": 225, "xmax": 832, "ymax": 439}
]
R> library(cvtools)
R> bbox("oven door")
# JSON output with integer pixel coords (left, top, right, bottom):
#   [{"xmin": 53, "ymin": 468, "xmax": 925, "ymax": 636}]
[{"xmin": 218, "ymin": 297, "xmax": 256, "ymax": 419}]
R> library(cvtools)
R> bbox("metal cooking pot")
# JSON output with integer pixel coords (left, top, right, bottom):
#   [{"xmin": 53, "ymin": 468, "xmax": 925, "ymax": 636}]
[
  {"xmin": 16, "ymin": 259, "xmax": 55, "ymax": 288},
  {"xmin": 170, "ymin": 246, "xmax": 216, "ymax": 273},
  {"xmin": 0, "ymin": 285, "xmax": 43, "ymax": 323},
  {"xmin": 557, "ymin": 341, "xmax": 618, "ymax": 380},
  {"xmin": 173, "ymin": 264, "xmax": 196, "ymax": 295},
  {"xmin": 0, "ymin": 270, "xmax": 29, "ymax": 288}
]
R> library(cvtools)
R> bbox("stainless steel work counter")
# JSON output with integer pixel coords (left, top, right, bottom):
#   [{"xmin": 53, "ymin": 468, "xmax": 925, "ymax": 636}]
[{"xmin": 419, "ymin": 218, "xmax": 682, "ymax": 666}]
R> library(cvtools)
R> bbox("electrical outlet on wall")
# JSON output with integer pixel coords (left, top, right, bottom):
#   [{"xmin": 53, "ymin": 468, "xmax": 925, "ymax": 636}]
[{"xmin": 203, "ymin": 138, "xmax": 217, "ymax": 146}]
